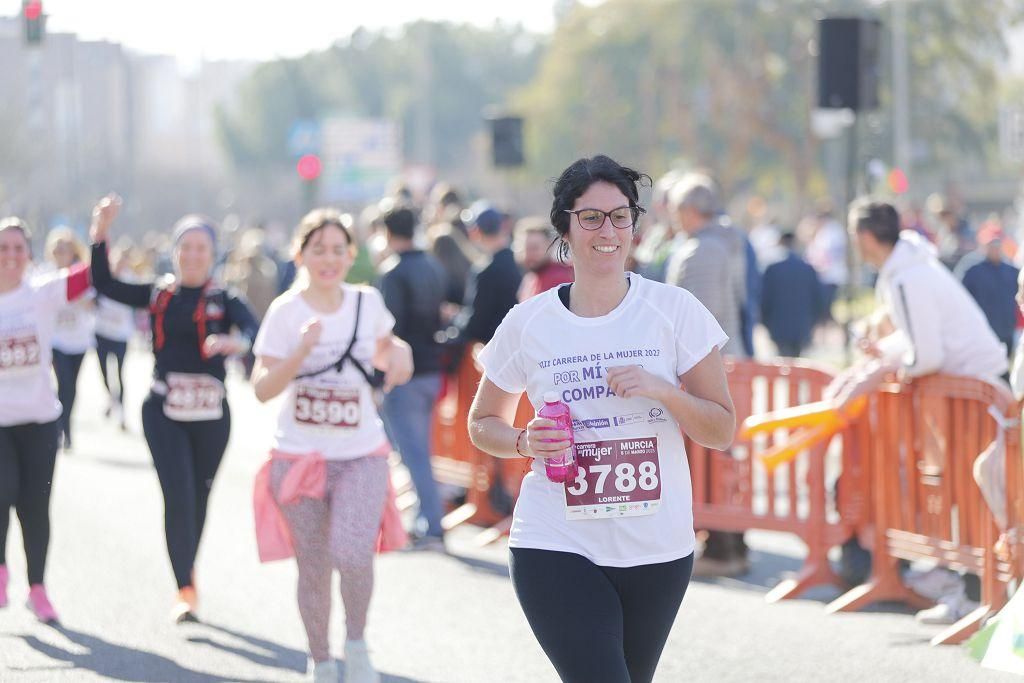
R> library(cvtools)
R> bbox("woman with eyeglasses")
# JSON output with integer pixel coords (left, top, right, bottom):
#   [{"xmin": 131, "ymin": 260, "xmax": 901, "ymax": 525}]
[
  {"xmin": 251, "ymin": 208, "xmax": 412, "ymax": 683},
  {"xmin": 0, "ymin": 217, "xmax": 91, "ymax": 624},
  {"xmin": 468, "ymin": 155, "xmax": 736, "ymax": 683},
  {"xmin": 89, "ymin": 194, "xmax": 259, "ymax": 623}
]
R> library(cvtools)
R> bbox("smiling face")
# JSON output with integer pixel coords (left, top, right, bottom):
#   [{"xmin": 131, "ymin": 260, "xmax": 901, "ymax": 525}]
[
  {"xmin": 565, "ymin": 181, "xmax": 633, "ymax": 278},
  {"xmin": 0, "ymin": 227, "xmax": 31, "ymax": 289},
  {"xmin": 296, "ymin": 223, "xmax": 354, "ymax": 289},
  {"xmin": 173, "ymin": 229, "xmax": 215, "ymax": 286}
]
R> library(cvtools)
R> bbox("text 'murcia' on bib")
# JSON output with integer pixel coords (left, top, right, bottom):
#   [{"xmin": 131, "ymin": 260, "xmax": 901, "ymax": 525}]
[
  {"xmin": 564, "ymin": 436, "xmax": 662, "ymax": 520},
  {"xmin": 0, "ymin": 333, "xmax": 41, "ymax": 377},
  {"xmin": 162, "ymin": 372, "xmax": 225, "ymax": 421},
  {"xmin": 293, "ymin": 381, "xmax": 361, "ymax": 431}
]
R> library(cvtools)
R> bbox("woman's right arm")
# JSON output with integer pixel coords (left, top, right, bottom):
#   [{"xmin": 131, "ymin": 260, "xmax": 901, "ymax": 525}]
[
  {"xmin": 468, "ymin": 376, "xmax": 569, "ymax": 461},
  {"xmin": 251, "ymin": 318, "xmax": 321, "ymax": 402},
  {"xmin": 89, "ymin": 195, "xmax": 152, "ymax": 308},
  {"xmin": 90, "ymin": 241, "xmax": 152, "ymax": 307}
]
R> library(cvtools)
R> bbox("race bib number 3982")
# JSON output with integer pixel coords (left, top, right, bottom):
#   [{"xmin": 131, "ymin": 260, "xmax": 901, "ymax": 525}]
[
  {"xmin": 0, "ymin": 334, "xmax": 42, "ymax": 376},
  {"xmin": 564, "ymin": 436, "xmax": 662, "ymax": 520}
]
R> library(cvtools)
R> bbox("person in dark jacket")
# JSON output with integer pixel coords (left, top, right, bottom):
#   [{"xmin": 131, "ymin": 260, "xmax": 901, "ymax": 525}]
[
  {"xmin": 377, "ymin": 206, "xmax": 449, "ymax": 548},
  {"xmin": 454, "ymin": 205, "xmax": 522, "ymax": 345},
  {"xmin": 962, "ymin": 226, "xmax": 1020, "ymax": 358},
  {"xmin": 760, "ymin": 231, "xmax": 823, "ymax": 357}
]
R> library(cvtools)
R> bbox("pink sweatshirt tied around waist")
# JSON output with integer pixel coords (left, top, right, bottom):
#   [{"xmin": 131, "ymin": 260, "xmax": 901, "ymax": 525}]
[{"xmin": 253, "ymin": 446, "xmax": 407, "ymax": 563}]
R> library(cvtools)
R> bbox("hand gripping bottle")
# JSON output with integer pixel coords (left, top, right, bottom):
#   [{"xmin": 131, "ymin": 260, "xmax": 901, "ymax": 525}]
[{"xmin": 538, "ymin": 391, "xmax": 578, "ymax": 483}]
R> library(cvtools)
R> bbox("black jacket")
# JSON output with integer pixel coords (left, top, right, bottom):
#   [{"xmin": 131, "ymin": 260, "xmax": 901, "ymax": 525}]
[
  {"xmin": 377, "ymin": 250, "xmax": 447, "ymax": 376},
  {"xmin": 458, "ymin": 247, "xmax": 522, "ymax": 345}
]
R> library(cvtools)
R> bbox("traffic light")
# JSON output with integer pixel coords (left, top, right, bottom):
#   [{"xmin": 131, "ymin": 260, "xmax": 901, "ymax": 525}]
[
  {"xmin": 296, "ymin": 154, "xmax": 322, "ymax": 182},
  {"xmin": 23, "ymin": 0, "xmax": 44, "ymax": 46}
]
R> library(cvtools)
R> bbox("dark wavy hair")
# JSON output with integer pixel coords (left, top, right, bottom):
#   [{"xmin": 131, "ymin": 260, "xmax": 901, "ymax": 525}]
[{"xmin": 549, "ymin": 155, "xmax": 650, "ymax": 262}]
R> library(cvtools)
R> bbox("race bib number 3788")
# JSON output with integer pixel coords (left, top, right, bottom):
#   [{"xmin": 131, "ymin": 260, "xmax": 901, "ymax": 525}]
[{"xmin": 564, "ymin": 436, "xmax": 662, "ymax": 520}]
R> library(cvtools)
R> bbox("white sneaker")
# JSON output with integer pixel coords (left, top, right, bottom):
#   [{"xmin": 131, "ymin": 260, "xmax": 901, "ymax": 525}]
[
  {"xmin": 914, "ymin": 589, "xmax": 980, "ymax": 625},
  {"xmin": 344, "ymin": 640, "xmax": 381, "ymax": 683},
  {"xmin": 310, "ymin": 658, "xmax": 339, "ymax": 683},
  {"xmin": 904, "ymin": 567, "xmax": 963, "ymax": 601}
]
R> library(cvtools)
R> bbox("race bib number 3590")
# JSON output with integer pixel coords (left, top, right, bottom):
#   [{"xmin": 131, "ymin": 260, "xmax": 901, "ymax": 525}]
[
  {"xmin": 564, "ymin": 436, "xmax": 662, "ymax": 520},
  {"xmin": 294, "ymin": 384, "xmax": 361, "ymax": 430}
]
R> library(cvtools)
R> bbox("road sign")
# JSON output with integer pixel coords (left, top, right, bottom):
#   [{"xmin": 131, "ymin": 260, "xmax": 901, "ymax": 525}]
[
  {"xmin": 320, "ymin": 117, "xmax": 401, "ymax": 204},
  {"xmin": 287, "ymin": 119, "xmax": 321, "ymax": 158}
]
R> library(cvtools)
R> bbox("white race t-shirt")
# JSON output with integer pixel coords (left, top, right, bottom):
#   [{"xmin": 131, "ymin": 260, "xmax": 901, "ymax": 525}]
[
  {"xmin": 478, "ymin": 273, "xmax": 727, "ymax": 567},
  {"xmin": 94, "ymin": 295, "xmax": 136, "ymax": 342},
  {"xmin": 52, "ymin": 294, "xmax": 96, "ymax": 354},
  {"xmin": 0, "ymin": 273, "xmax": 71, "ymax": 426},
  {"xmin": 253, "ymin": 285, "xmax": 395, "ymax": 460}
]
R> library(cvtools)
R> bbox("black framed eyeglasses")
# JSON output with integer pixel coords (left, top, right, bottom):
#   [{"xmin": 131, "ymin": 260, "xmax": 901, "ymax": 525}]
[{"xmin": 564, "ymin": 205, "xmax": 645, "ymax": 230}]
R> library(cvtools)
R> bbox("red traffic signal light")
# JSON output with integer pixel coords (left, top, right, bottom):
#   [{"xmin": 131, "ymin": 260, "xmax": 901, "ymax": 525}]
[
  {"xmin": 887, "ymin": 168, "xmax": 909, "ymax": 194},
  {"xmin": 24, "ymin": 0, "xmax": 42, "ymax": 20},
  {"xmin": 296, "ymin": 154, "xmax": 322, "ymax": 182},
  {"xmin": 23, "ymin": 0, "xmax": 44, "ymax": 44}
]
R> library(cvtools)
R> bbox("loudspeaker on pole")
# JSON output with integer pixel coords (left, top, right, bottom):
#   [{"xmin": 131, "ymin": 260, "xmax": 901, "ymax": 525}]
[{"xmin": 818, "ymin": 17, "xmax": 882, "ymax": 111}]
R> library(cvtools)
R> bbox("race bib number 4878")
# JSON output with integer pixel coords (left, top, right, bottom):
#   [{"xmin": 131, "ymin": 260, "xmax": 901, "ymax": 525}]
[{"xmin": 564, "ymin": 436, "xmax": 662, "ymax": 520}]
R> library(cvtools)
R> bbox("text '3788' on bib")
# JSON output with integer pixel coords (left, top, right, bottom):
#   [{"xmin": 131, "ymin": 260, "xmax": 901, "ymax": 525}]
[{"xmin": 564, "ymin": 436, "xmax": 662, "ymax": 520}]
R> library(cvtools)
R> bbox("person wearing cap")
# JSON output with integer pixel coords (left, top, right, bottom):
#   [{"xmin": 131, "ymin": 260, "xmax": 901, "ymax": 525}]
[
  {"xmin": 452, "ymin": 202, "xmax": 522, "ymax": 346},
  {"xmin": 961, "ymin": 225, "xmax": 1020, "ymax": 359},
  {"xmin": 89, "ymin": 194, "xmax": 259, "ymax": 623}
]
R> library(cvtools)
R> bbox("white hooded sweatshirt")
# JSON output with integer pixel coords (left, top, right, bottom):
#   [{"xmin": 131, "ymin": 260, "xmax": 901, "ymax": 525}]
[{"xmin": 875, "ymin": 231, "xmax": 1007, "ymax": 381}]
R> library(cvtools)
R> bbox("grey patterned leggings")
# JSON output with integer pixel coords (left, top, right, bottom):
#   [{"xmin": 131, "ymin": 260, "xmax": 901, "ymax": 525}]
[{"xmin": 272, "ymin": 455, "xmax": 388, "ymax": 662}]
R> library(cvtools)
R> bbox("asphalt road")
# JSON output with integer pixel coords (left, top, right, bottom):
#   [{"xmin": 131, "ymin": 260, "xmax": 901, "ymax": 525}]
[{"xmin": 0, "ymin": 348, "xmax": 1008, "ymax": 682}]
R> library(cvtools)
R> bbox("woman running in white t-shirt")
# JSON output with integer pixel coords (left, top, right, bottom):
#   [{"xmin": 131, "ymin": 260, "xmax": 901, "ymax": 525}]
[
  {"xmin": 252, "ymin": 208, "xmax": 412, "ymax": 683},
  {"xmin": 45, "ymin": 228, "xmax": 95, "ymax": 451},
  {"xmin": 0, "ymin": 218, "xmax": 91, "ymax": 624},
  {"xmin": 469, "ymin": 155, "xmax": 736, "ymax": 683}
]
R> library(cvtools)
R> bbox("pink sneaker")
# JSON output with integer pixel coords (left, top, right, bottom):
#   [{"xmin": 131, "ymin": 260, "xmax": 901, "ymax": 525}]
[
  {"xmin": 27, "ymin": 584, "xmax": 58, "ymax": 624},
  {"xmin": 0, "ymin": 565, "xmax": 8, "ymax": 608}
]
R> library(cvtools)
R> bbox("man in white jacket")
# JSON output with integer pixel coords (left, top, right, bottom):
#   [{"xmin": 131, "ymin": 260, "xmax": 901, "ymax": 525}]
[
  {"xmin": 830, "ymin": 199, "xmax": 1007, "ymax": 625},
  {"xmin": 831, "ymin": 200, "xmax": 1007, "ymax": 405}
]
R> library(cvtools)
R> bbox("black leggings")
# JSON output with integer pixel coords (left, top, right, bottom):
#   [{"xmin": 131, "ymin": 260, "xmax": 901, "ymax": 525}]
[
  {"xmin": 510, "ymin": 548, "xmax": 693, "ymax": 683},
  {"xmin": 95, "ymin": 335, "xmax": 128, "ymax": 405},
  {"xmin": 52, "ymin": 350, "xmax": 85, "ymax": 446},
  {"xmin": 0, "ymin": 421, "xmax": 59, "ymax": 585},
  {"xmin": 141, "ymin": 393, "xmax": 230, "ymax": 590}
]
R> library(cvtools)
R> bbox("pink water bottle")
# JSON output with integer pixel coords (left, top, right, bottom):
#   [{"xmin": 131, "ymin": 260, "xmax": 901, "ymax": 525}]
[{"xmin": 537, "ymin": 391, "xmax": 577, "ymax": 483}]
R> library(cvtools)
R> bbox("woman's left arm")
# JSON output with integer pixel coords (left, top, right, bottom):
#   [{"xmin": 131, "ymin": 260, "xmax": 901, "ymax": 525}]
[
  {"xmin": 605, "ymin": 347, "xmax": 735, "ymax": 450},
  {"xmin": 204, "ymin": 295, "xmax": 260, "ymax": 357}
]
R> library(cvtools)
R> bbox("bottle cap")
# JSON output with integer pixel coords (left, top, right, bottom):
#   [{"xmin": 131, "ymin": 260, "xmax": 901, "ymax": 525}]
[{"xmin": 543, "ymin": 391, "xmax": 558, "ymax": 403}]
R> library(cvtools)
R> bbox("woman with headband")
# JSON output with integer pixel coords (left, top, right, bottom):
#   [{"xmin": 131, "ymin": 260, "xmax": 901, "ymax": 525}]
[
  {"xmin": 0, "ymin": 216, "xmax": 91, "ymax": 624},
  {"xmin": 89, "ymin": 195, "xmax": 259, "ymax": 623}
]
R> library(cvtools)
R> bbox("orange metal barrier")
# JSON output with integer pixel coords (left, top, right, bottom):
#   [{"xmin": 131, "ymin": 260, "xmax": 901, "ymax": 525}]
[
  {"xmin": 825, "ymin": 374, "xmax": 1023, "ymax": 646},
  {"xmin": 426, "ymin": 344, "xmax": 532, "ymax": 544},
  {"xmin": 687, "ymin": 358, "xmax": 869, "ymax": 602}
]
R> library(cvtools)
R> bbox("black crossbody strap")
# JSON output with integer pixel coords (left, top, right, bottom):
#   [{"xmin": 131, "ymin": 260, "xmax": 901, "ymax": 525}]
[{"xmin": 294, "ymin": 291, "xmax": 375, "ymax": 383}]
